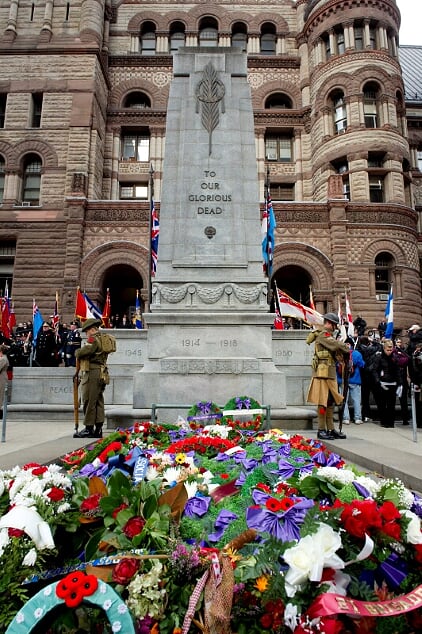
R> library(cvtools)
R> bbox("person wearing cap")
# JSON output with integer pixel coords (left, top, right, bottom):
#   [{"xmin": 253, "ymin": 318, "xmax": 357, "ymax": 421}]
[
  {"xmin": 60, "ymin": 320, "xmax": 82, "ymax": 367},
  {"xmin": 406, "ymin": 325, "xmax": 422, "ymax": 356},
  {"xmin": 306, "ymin": 312, "xmax": 350, "ymax": 440},
  {"xmin": 35, "ymin": 321, "xmax": 59, "ymax": 367},
  {"xmin": 74, "ymin": 318, "xmax": 109, "ymax": 438}
]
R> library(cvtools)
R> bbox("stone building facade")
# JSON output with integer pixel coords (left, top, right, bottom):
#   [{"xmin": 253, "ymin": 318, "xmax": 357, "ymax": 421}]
[{"xmin": 0, "ymin": 0, "xmax": 420, "ymax": 331}]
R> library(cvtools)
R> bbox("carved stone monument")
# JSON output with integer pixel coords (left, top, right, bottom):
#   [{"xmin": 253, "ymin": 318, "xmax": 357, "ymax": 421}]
[{"xmin": 133, "ymin": 48, "xmax": 285, "ymax": 414}]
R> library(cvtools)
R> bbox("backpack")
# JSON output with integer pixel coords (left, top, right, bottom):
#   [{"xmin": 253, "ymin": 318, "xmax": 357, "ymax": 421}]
[{"xmin": 99, "ymin": 333, "xmax": 116, "ymax": 353}]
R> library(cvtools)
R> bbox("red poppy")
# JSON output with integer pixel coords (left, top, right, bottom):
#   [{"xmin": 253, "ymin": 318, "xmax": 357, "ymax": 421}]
[
  {"xmin": 279, "ymin": 497, "xmax": 295, "ymax": 512},
  {"xmin": 220, "ymin": 473, "xmax": 229, "ymax": 479},
  {"xmin": 31, "ymin": 466, "xmax": 48, "ymax": 476},
  {"xmin": 265, "ymin": 497, "xmax": 284, "ymax": 513}
]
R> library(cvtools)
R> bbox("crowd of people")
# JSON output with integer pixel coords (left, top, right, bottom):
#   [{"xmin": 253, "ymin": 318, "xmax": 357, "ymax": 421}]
[{"xmin": 307, "ymin": 313, "xmax": 422, "ymax": 438}]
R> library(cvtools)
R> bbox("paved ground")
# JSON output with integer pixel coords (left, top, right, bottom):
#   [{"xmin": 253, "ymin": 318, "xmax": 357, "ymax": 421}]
[{"xmin": 0, "ymin": 416, "xmax": 421, "ymax": 492}]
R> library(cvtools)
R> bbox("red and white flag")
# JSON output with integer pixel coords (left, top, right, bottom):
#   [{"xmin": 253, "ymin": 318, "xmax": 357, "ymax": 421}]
[
  {"xmin": 345, "ymin": 291, "xmax": 354, "ymax": 338},
  {"xmin": 276, "ymin": 289, "xmax": 323, "ymax": 326}
]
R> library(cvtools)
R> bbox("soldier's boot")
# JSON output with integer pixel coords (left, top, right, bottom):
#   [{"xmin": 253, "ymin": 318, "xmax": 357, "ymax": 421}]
[
  {"xmin": 94, "ymin": 424, "xmax": 103, "ymax": 438},
  {"xmin": 75, "ymin": 426, "xmax": 95, "ymax": 438},
  {"xmin": 327, "ymin": 406, "xmax": 346, "ymax": 439},
  {"xmin": 316, "ymin": 407, "xmax": 332, "ymax": 440}
]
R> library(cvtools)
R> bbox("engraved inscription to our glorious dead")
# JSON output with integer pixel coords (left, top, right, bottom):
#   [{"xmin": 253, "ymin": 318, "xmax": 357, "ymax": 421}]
[{"xmin": 188, "ymin": 171, "xmax": 232, "ymax": 215}]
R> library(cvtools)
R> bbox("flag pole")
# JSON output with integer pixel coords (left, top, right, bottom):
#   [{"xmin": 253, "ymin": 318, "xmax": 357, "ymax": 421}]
[
  {"xmin": 265, "ymin": 166, "xmax": 271, "ymax": 306},
  {"xmin": 148, "ymin": 163, "xmax": 154, "ymax": 311}
]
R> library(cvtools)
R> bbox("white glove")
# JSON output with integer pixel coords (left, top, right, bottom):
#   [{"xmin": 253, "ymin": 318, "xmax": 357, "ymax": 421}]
[
  {"xmin": 396, "ymin": 385, "xmax": 403, "ymax": 398},
  {"xmin": 380, "ymin": 382, "xmax": 389, "ymax": 391}
]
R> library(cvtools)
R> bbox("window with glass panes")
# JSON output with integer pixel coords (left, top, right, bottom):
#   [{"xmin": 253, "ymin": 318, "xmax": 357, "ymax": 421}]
[
  {"xmin": 31, "ymin": 93, "xmax": 43, "ymax": 128},
  {"xmin": 354, "ymin": 25, "xmax": 364, "ymax": 49},
  {"xmin": 265, "ymin": 136, "xmax": 293, "ymax": 162},
  {"xmin": 119, "ymin": 184, "xmax": 148, "ymax": 199},
  {"xmin": 22, "ymin": 156, "xmax": 42, "ymax": 204},
  {"xmin": 336, "ymin": 29, "xmax": 345, "ymax": 54},
  {"xmin": 369, "ymin": 176, "xmax": 384, "ymax": 202},
  {"xmin": 121, "ymin": 135, "xmax": 149, "ymax": 161},
  {"xmin": 270, "ymin": 184, "xmax": 294, "ymax": 201},
  {"xmin": 333, "ymin": 94, "xmax": 347, "ymax": 133},
  {"xmin": 375, "ymin": 252, "xmax": 393, "ymax": 294},
  {"xmin": 199, "ymin": 27, "xmax": 218, "ymax": 46},
  {"xmin": 364, "ymin": 88, "xmax": 378, "ymax": 128}
]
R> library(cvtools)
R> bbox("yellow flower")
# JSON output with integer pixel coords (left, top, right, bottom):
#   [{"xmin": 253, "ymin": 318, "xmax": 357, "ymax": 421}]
[
  {"xmin": 224, "ymin": 547, "xmax": 242, "ymax": 564},
  {"xmin": 175, "ymin": 452, "xmax": 187, "ymax": 464},
  {"xmin": 254, "ymin": 575, "xmax": 269, "ymax": 592}
]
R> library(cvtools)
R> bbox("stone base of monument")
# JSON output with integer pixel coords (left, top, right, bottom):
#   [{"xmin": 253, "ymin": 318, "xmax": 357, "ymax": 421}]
[{"xmin": 104, "ymin": 404, "xmax": 317, "ymax": 431}]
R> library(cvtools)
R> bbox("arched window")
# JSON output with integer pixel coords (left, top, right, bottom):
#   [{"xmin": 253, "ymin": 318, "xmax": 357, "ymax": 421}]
[
  {"xmin": 0, "ymin": 156, "xmax": 4, "ymax": 203},
  {"xmin": 123, "ymin": 92, "xmax": 151, "ymax": 109},
  {"xmin": 265, "ymin": 93, "xmax": 292, "ymax": 109},
  {"xmin": 363, "ymin": 82, "xmax": 380, "ymax": 128},
  {"xmin": 375, "ymin": 252, "xmax": 394, "ymax": 296},
  {"xmin": 330, "ymin": 90, "xmax": 347, "ymax": 134},
  {"xmin": 260, "ymin": 23, "xmax": 276, "ymax": 55},
  {"xmin": 22, "ymin": 154, "xmax": 42, "ymax": 206},
  {"xmin": 199, "ymin": 17, "xmax": 218, "ymax": 47},
  {"xmin": 231, "ymin": 22, "xmax": 247, "ymax": 51},
  {"xmin": 140, "ymin": 22, "xmax": 156, "ymax": 55},
  {"xmin": 169, "ymin": 22, "xmax": 185, "ymax": 53}
]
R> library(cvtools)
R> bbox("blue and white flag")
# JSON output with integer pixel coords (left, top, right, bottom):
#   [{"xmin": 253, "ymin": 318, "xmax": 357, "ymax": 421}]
[
  {"xmin": 32, "ymin": 299, "xmax": 44, "ymax": 346},
  {"xmin": 261, "ymin": 191, "xmax": 276, "ymax": 278},
  {"xmin": 384, "ymin": 286, "xmax": 394, "ymax": 339},
  {"xmin": 83, "ymin": 292, "xmax": 103, "ymax": 321}
]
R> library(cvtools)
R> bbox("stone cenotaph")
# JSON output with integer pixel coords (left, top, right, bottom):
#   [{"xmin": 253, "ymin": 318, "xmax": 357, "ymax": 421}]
[{"xmin": 133, "ymin": 48, "xmax": 285, "ymax": 414}]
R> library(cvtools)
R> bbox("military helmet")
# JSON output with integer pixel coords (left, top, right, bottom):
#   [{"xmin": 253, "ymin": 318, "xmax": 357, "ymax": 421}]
[
  {"xmin": 81, "ymin": 318, "xmax": 102, "ymax": 332},
  {"xmin": 322, "ymin": 312, "xmax": 340, "ymax": 325}
]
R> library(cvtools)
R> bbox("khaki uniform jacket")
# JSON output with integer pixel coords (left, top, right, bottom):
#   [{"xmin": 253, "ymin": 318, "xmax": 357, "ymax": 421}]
[{"xmin": 306, "ymin": 328, "xmax": 349, "ymax": 407}]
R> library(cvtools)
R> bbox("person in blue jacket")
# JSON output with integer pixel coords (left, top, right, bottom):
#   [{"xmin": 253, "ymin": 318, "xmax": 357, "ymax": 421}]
[{"xmin": 339, "ymin": 339, "xmax": 365, "ymax": 425}]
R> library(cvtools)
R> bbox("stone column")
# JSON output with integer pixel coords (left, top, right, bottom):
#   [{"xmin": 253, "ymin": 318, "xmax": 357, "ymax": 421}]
[
  {"xmin": 3, "ymin": 170, "xmax": 19, "ymax": 205},
  {"xmin": 248, "ymin": 34, "xmax": 260, "ymax": 54},
  {"xmin": 363, "ymin": 20, "xmax": 371, "ymax": 48},
  {"xmin": 156, "ymin": 33, "xmax": 168, "ymax": 53},
  {"xmin": 343, "ymin": 21, "xmax": 353, "ymax": 50},
  {"xmin": 4, "ymin": 0, "xmax": 18, "ymax": 40},
  {"xmin": 40, "ymin": 0, "xmax": 54, "ymax": 40},
  {"xmin": 111, "ymin": 132, "xmax": 120, "ymax": 200},
  {"xmin": 328, "ymin": 29, "xmax": 336, "ymax": 55},
  {"xmin": 294, "ymin": 130, "xmax": 303, "ymax": 200},
  {"xmin": 328, "ymin": 183, "xmax": 349, "ymax": 293},
  {"xmin": 185, "ymin": 32, "xmax": 197, "ymax": 46},
  {"xmin": 80, "ymin": 0, "xmax": 105, "ymax": 46}
]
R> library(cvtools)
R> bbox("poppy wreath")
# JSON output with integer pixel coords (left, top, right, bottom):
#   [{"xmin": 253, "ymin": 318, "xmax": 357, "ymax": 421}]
[
  {"xmin": 186, "ymin": 400, "xmax": 222, "ymax": 426},
  {"xmin": 221, "ymin": 395, "xmax": 262, "ymax": 430}
]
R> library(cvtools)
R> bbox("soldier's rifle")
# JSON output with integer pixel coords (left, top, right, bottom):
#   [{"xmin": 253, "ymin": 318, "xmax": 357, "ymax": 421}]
[{"xmin": 73, "ymin": 358, "xmax": 80, "ymax": 437}]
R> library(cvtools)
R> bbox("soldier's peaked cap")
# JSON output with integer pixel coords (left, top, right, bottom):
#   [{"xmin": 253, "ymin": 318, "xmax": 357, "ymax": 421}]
[
  {"xmin": 322, "ymin": 312, "xmax": 340, "ymax": 325},
  {"xmin": 81, "ymin": 318, "xmax": 102, "ymax": 332}
]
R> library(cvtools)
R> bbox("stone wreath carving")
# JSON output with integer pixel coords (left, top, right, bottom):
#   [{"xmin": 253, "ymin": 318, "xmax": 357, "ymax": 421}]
[
  {"xmin": 195, "ymin": 62, "xmax": 225, "ymax": 156},
  {"xmin": 152, "ymin": 283, "xmax": 267, "ymax": 305}
]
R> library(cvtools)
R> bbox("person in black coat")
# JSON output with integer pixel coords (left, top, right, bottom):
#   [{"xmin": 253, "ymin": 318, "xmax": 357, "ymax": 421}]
[
  {"xmin": 371, "ymin": 339, "xmax": 402, "ymax": 428},
  {"xmin": 35, "ymin": 322, "xmax": 59, "ymax": 367}
]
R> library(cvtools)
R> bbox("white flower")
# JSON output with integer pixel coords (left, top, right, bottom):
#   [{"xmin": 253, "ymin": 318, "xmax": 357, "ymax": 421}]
[
  {"xmin": 401, "ymin": 510, "xmax": 422, "ymax": 544},
  {"xmin": 162, "ymin": 467, "xmax": 182, "ymax": 484},
  {"xmin": 112, "ymin": 622, "xmax": 122, "ymax": 632},
  {"xmin": 22, "ymin": 548, "xmax": 38, "ymax": 566},
  {"xmin": 283, "ymin": 523, "xmax": 345, "ymax": 595},
  {"xmin": 117, "ymin": 603, "xmax": 128, "ymax": 614},
  {"xmin": 203, "ymin": 424, "xmax": 230, "ymax": 438},
  {"xmin": 16, "ymin": 613, "xmax": 24, "ymax": 624},
  {"xmin": 284, "ymin": 603, "xmax": 299, "ymax": 631},
  {"xmin": 103, "ymin": 599, "xmax": 112, "ymax": 611},
  {"xmin": 34, "ymin": 607, "xmax": 43, "ymax": 619},
  {"xmin": 184, "ymin": 481, "xmax": 198, "ymax": 499},
  {"xmin": 44, "ymin": 586, "xmax": 52, "ymax": 596}
]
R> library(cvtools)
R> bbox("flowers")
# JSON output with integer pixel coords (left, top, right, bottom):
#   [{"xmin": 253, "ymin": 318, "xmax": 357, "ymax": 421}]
[{"xmin": 0, "ymin": 399, "xmax": 421, "ymax": 633}]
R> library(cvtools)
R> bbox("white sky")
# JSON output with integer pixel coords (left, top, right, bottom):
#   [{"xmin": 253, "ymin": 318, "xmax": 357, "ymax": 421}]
[{"xmin": 396, "ymin": 0, "xmax": 421, "ymax": 46}]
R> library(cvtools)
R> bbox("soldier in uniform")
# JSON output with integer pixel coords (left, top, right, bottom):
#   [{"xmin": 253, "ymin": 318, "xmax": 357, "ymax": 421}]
[
  {"xmin": 61, "ymin": 320, "xmax": 82, "ymax": 367},
  {"xmin": 74, "ymin": 318, "xmax": 111, "ymax": 438},
  {"xmin": 35, "ymin": 322, "xmax": 59, "ymax": 367},
  {"xmin": 306, "ymin": 312, "xmax": 350, "ymax": 440}
]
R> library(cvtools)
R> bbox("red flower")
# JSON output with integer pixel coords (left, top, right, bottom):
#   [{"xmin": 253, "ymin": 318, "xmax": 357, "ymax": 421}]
[
  {"xmin": 112, "ymin": 557, "xmax": 140, "ymax": 585},
  {"xmin": 265, "ymin": 497, "xmax": 284, "ymax": 513},
  {"xmin": 56, "ymin": 571, "xmax": 98, "ymax": 608},
  {"xmin": 123, "ymin": 516, "xmax": 145, "ymax": 539},
  {"xmin": 340, "ymin": 499, "xmax": 382, "ymax": 538},
  {"xmin": 381, "ymin": 521, "xmax": 401, "ymax": 540},
  {"xmin": 112, "ymin": 503, "xmax": 129, "ymax": 519},
  {"xmin": 279, "ymin": 497, "xmax": 295, "ymax": 512},
  {"xmin": 8, "ymin": 527, "xmax": 25, "ymax": 538},
  {"xmin": 257, "ymin": 482, "xmax": 271, "ymax": 493},
  {"xmin": 260, "ymin": 613, "xmax": 273, "ymax": 629},
  {"xmin": 98, "ymin": 441, "xmax": 123, "ymax": 463},
  {"xmin": 220, "ymin": 473, "xmax": 229, "ymax": 479},
  {"xmin": 379, "ymin": 501, "xmax": 401, "ymax": 522},
  {"xmin": 47, "ymin": 487, "xmax": 66, "ymax": 502},
  {"xmin": 80, "ymin": 493, "xmax": 102, "ymax": 514},
  {"xmin": 415, "ymin": 544, "xmax": 422, "ymax": 565},
  {"xmin": 32, "ymin": 466, "xmax": 48, "ymax": 476}
]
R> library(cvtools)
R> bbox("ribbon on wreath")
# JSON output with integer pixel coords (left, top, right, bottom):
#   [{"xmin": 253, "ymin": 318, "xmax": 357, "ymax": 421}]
[
  {"xmin": 305, "ymin": 584, "xmax": 422, "ymax": 622},
  {"xmin": 235, "ymin": 397, "xmax": 251, "ymax": 409}
]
